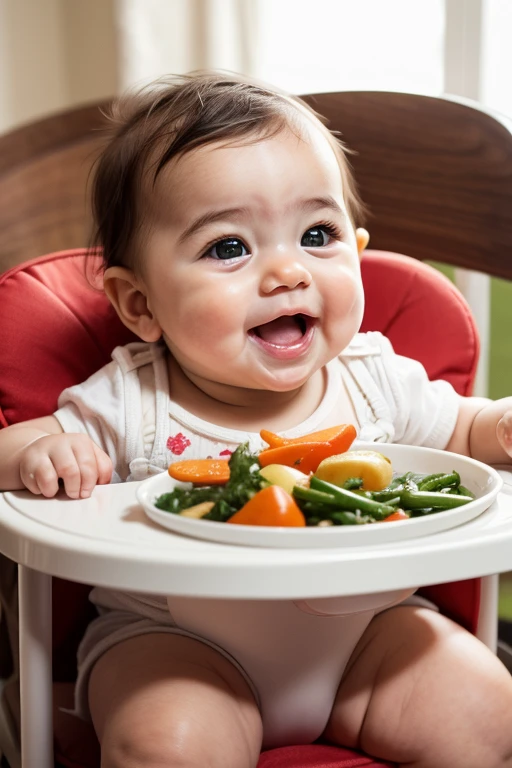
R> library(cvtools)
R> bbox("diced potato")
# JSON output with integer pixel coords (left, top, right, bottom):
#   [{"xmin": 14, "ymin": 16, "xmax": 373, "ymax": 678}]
[
  {"xmin": 179, "ymin": 501, "xmax": 215, "ymax": 518},
  {"xmin": 259, "ymin": 464, "xmax": 309, "ymax": 494},
  {"xmin": 315, "ymin": 450, "xmax": 393, "ymax": 491}
]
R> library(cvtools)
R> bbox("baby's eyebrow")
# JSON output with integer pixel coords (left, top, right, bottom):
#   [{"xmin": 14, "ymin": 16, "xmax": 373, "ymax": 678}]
[
  {"xmin": 177, "ymin": 196, "xmax": 345, "ymax": 244},
  {"xmin": 177, "ymin": 207, "xmax": 249, "ymax": 244},
  {"xmin": 296, "ymin": 195, "xmax": 345, "ymax": 219}
]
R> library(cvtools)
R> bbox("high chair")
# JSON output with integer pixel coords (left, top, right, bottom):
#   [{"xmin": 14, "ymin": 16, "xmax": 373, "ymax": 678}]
[{"xmin": 1, "ymin": 89, "xmax": 512, "ymax": 768}]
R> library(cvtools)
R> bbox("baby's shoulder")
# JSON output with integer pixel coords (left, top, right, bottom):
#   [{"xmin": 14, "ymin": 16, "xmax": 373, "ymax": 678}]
[
  {"xmin": 339, "ymin": 331, "xmax": 393, "ymax": 360},
  {"xmin": 110, "ymin": 340, "xmax": 166, "ymax": 374}
]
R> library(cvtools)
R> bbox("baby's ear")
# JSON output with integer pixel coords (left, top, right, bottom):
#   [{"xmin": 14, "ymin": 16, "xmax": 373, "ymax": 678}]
[
  {"xmin": 355, "ymin": 228, "xmax": 370, "ymax": 258},
  {"xmin": 103, "ymin": 267, "xmax": 162, "ymax": 342}
]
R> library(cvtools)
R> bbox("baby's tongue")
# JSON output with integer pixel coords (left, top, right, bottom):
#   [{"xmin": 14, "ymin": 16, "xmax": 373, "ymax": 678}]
[{"xmin": 255, "ymin": 316, "xmax": 303, "ymax": 345}]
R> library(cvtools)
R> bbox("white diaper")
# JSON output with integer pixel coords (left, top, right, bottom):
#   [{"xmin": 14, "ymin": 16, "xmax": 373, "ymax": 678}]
[{"xmin": 72, "ymin": 585, "xmax": 434, "ymax": 748}]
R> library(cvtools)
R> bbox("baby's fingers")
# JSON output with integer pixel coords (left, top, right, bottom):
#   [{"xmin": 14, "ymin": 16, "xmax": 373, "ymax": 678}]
[
  {"xmin": 20, "ymin": 456, "xmax": 60, "ymax": 497},
  {"xmin": 49, "ymin": 443, "xmax": 84, "ymax": 499},
  {"xmin": 68, "ymin": 440, "xmax": 108, "ymax": 499},
  {"xmin": 497, "ymin": 410, "xmax": 512, "ymax": 457},
  {"xmin": 93, "ymin": 444, "xmax": 113, "ymax": 487}
]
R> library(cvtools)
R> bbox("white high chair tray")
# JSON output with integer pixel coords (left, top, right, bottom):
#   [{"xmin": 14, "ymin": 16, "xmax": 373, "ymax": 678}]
[
  {"xmin": 1, "ymin": 462, "xmax": 512, "ymax": 600},
  {"xmin": 137, "ymin": 443, "xmax": 502, "ymax": 548}
]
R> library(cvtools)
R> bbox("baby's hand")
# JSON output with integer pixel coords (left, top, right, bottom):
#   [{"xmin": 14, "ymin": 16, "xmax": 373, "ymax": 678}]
[
  {"xmin": 19, "ymin": 433, "xmax": 113, "ymax": 499},
  {"xmin": 496, "ymin": 409, "xmax": 512, "ymax": 459}
]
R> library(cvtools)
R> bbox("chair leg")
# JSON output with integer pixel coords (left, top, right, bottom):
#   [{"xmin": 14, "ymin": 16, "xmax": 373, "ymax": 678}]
[
  {"xmin": 476, "ymin": 573, "xmax": 499, "ymax": 651},
  {"xmin": 18, "ymin": 566, "xmax": 53, "ymax": 768}
]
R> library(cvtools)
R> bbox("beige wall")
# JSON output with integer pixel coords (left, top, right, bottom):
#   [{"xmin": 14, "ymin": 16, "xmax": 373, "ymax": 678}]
[{"xmin": 0, "ymin": 0, "xmax": 119, "ymax": 133}]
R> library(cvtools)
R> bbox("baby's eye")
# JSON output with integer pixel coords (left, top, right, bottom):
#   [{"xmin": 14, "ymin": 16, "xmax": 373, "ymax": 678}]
[
  {"xmin": 206, "ymin": 238, "xmax": 248, "ymax": 260},
  {"xmin": 301, "ymin": 227, "xmax": 332, "ymax": 248}
]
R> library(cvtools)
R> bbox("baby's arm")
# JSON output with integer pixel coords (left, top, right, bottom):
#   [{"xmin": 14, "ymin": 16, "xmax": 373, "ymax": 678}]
[
  {"xmin": 446, "ymin": 395, "xmax": 512, "ymax": 464},
  {"xmin": 0, "ymin": 416, "xmax": 112, "ymax": 499}
]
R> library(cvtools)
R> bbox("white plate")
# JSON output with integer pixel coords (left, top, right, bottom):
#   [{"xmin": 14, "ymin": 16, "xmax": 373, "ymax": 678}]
[{"xmin": 137, "ymin": 442, "xmax": 503, "ymax": 548}]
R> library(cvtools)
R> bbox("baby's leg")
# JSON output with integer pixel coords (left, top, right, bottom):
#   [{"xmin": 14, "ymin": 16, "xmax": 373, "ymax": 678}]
[
  {"xmin": 88, "ymin": 632, "xmax": 262, "ymax": 768},
  {"xmin": 324, "ymin": 605, "xmax": 512, "ymax": 768}
]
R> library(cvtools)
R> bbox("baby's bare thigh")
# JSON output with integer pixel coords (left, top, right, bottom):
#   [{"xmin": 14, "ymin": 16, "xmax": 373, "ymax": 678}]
[
  {"xmin": 88, "ymin": 632, "xmax": 263, "ymax": 768},
  {"xmin": 324, "ymin": 605, "xmax": 512, "ymax": 768}
]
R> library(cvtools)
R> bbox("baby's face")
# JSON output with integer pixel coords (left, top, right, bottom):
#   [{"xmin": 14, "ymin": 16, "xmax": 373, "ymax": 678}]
[{"xmin": 139, "ymin": 121, "xmax": 367, "ymax": 396}]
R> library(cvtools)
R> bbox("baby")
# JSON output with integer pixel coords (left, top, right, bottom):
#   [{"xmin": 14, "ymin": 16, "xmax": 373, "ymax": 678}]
[{"xmin": 2, "ymin": 72, "xmax": 512, "ymax": 768}]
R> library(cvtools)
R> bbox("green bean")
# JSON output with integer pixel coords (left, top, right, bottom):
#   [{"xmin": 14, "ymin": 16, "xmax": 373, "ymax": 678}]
[
  {"xmin": 310, "ymin": 477, "xmax": 397, "ymax": 520},
  {"xmin": 418, "ymin": 472, "xmax": 460, "ymax": 492},
  {"xmin": 458, "ymin": 485, "xmax": 476, "ymax": 499},
  {"xmin": 331, "ymin": 511, "xmax": 360, "ymax": 525},
  {"xmin": 399, "ymin": 489, "xmax": 473, "ymax": 510},
  {"xmin": 366, "ymin": 491, "xmax": 402, "ymax": 504},
  {"xmin": 292, "ymin": 485, "xmax": 337, "ymax": 506}
]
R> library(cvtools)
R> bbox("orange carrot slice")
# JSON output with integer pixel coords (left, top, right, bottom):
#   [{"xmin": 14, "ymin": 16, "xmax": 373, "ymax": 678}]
[
  {"xmin": 258, "ymin": 442, "xmax": 322, "ymax": 473},
  {"xmin": 259, "ymin": 429, "xmax": 286, "ymax": 448},
  {"xmin": 168, "ymin": 459, "xmax": 230, "ymax": 485},
  {"xmin": 258, "ymin": 424, "xmax": 357, "ymax": 475},
  {"xmin": 226, "ymin": 485, "xmax": 306, "ymax": 527},
  {"xmin": 260, "ymin": 424, "xmax": 352, "ymax": 448}
]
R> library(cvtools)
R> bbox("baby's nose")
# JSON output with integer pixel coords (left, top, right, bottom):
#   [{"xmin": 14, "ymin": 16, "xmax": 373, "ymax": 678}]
[{"xmin": 260, "ymin": 252, "xmax": 312, "ymax": 294}]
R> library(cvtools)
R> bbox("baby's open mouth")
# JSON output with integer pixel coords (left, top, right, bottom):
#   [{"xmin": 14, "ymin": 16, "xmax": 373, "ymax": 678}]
[{"xmin": 249, "ymin": 314, "xmax": 312, "ymax": 347}]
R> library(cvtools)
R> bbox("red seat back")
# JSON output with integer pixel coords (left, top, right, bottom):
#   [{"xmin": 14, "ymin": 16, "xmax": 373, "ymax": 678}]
[{"xmin": 0, "ymin": 248, "xmax": 480, "ymax": 768}]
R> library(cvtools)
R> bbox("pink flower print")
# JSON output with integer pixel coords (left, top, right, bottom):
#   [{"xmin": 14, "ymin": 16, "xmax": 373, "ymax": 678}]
[
  {"xmin": 219, "ymin": 449, "xmax": 233, "ymax": 457},
  {"xmin": 166, "ymin": 432, "xmax": 191, "ymax": 455}
]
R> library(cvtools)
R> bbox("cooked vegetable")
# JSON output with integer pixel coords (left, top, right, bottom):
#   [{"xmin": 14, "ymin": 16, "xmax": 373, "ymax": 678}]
[
  {"xmin": 157, "ymin": 444, "xmax": 265, "ymax": 520},
  {"xmin": 258, "ymin": 441, "xmax": 324, "ymax": 473},
  {"xmin": 226, "ymin": 485, "xmax": 306, "ymax": 527},
  {"xmin": 168, "ymin": 458, "xmax": 230, "ymax": 485},
  {"xmin": 203, "ymin": 445, "xmax": 266, "ymax": 521},
  {"xmin": 258, "ymin": 424, "xmax": 357, "ymax": 474},
  {"xmin": 292, "ymin": 485, "xmax": 338, "ymax": 507},
  {"xmin": 417, "ymin": 472, "xmax": 460, "ymax": 492},
  {"xmin": 315, "ymin": 450, "xmax": 393, "ymax": 491},
  {"xmin": 179, "ymin": 501, "xmax": 215, "ymax": 518},
  {"xmin": 157, "ymin": 425, "xmax": 476, "ymax": 529},
  {"xmin": 382, "ymin": 509, "xmax": 410, "ymax": 522},
  {"xmin": 155, "ymin": 484, "xmax": 224, "ymax": 514},
  {"xmin": 260, "ymin": 425, "xmax": 354, "ymax": 449},
  {"xmin": 398, "ymin": 489, "xmax": 474, "ymax": 510},
  {"xmin": 258, "ymin": 464, "xmax": 309, "ymax": 494},
  {"xmin": 259, "ymin": 429, "xmax": 286, "ymax": 448},
  {"xmin": 308, "ymin": 477, "xmax": 398, "ymax": 520},
  {"xmin": 343, "ymin": 477, "xmax": 364, "ymax": 490}
]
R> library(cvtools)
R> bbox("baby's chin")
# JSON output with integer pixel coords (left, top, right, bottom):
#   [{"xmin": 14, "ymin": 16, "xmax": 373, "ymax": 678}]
[{"xmin": 246, "ymin": 366, "xmax": 322, "ymax": 396}]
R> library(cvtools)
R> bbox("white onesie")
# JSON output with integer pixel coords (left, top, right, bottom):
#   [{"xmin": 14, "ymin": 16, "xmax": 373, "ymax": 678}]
[{"xmin": 54, "ymin": 332, "xmax": 459, "ymax": 748}]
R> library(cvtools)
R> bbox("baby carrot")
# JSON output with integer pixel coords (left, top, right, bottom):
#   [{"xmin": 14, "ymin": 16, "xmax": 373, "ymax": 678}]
[
  {"xmin": 226, "ymin": 485, "xmax": 306, "ymax": 527},
  {"xmin": 259, "ymin": 429, "xmax": 286, "ymax": 448},
  {"xmin": 258, "ymin": 442, "xmax": 324, "ymax": 474},
  {"xmin": 258, "ymin": 424, "xmax": 357, "ymax": 475},
  {"xmin": 260, "ymin": 424, "xmax": 354, "ymax": 448},
  {"xmin": 168, "ymin": 459, "xmax": 230, "ymax": 485}
]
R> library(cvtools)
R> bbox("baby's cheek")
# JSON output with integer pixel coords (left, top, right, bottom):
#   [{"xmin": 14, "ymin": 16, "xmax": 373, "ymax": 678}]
[
  {"xmin": 326, "ymin": 271, "xmax": 364, "ymax": 321},
  {"xmin": 174, "ymin": 297, "xmax": 241, "ymax": 353}
]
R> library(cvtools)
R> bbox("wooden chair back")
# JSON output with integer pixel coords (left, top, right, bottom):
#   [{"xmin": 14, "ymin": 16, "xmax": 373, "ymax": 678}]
[
  {"xmin": 303, "ymin": 91, "xmax": 512, "ymax": 281},
  {"xmin": 0, "ymin": 101, "xmax": 109, "ymax": 274}
]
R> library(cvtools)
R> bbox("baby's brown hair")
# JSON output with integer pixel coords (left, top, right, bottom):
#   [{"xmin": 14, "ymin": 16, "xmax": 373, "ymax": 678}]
[{"xmin": 92, "ymin": 71, "xmax": 364, "ymax": 270}]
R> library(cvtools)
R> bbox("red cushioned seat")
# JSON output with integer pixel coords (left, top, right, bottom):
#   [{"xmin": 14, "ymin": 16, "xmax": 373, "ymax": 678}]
[{"xmin": 0, "ymin": 248, "xmax": 480, "ymax": 768}]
